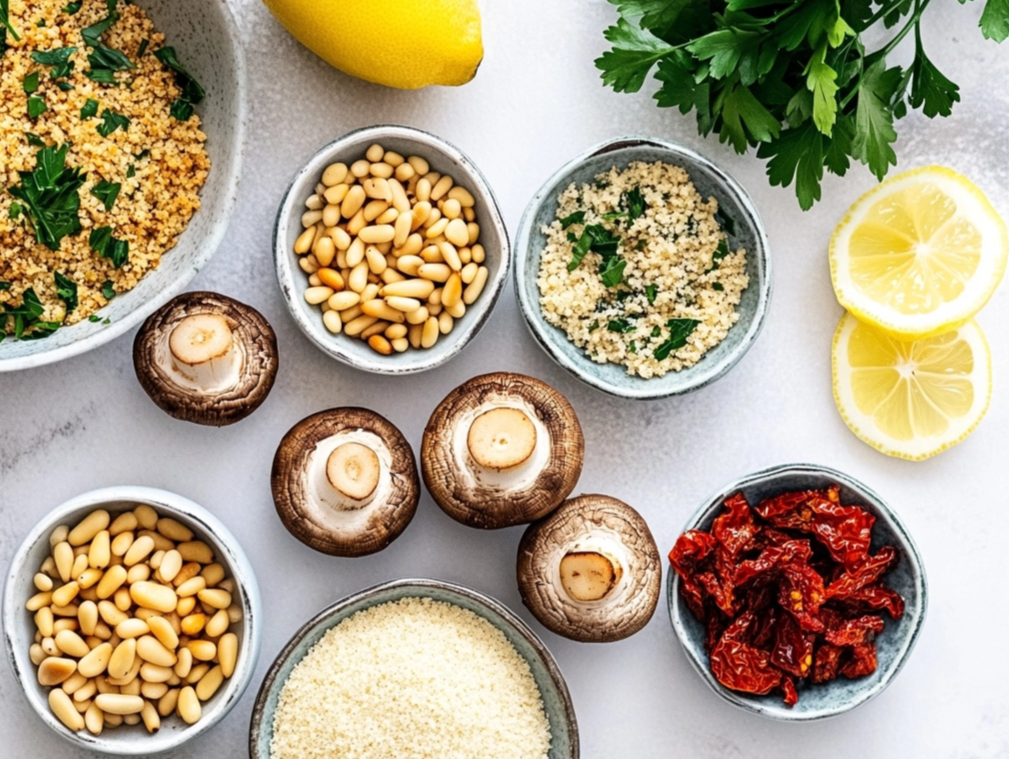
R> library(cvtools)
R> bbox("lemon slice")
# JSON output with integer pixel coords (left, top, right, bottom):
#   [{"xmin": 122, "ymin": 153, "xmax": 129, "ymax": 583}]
[
  {"xmin": 830, "ymin": 166, "xmax": 1007, "ymax": 340},
  {"xmin": 832, "ymin": 312, "xmax": 992, "ymax": 461}
]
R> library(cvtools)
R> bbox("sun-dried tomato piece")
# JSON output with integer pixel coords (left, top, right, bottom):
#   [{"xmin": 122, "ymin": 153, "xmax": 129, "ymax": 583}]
[
  {"xmin": 778, "ymin": 561, "xmax": 826, "ymax": 632},
  {"xmin": 697, "ymin": 571, "xmax": 734, "ymax": 616},
  {"xmin": 826, "ymin": 546, "xmax": 900, "ymax": 599},
  {"xmin": 840, "ymin": 644, "xmax": 878, "ymax": 678},
  {"xmin": 734, "ymin": 540, "xmax": 813, "ymax": 587},
  {"xmin": 712, "ymin": 492, "xmax": 759, "ymax": 557},
  {"xmin": 824, "ymin": 614, "xmax": 885, "ymax": 647},
  {"xmin": 771, "ymin": 612, "xmax": 816, "ymax": 678},
  {"xmin": 709, "ymin": 613, "xmax": 782, "ymax": 696},
  {"xmin": 833, "ymin": 585, "xmax": 905, "ymax": 619},
  {"xmin": 670, "ymin": 530, "xmax": 719, "ymax": 618},
  {"xmin": 781, "ymin": 676, "xmax": 799, "ymax": 706},
  {"xmin": 812, "ymin": 642, "xmax": 843, "ymax": 684}
]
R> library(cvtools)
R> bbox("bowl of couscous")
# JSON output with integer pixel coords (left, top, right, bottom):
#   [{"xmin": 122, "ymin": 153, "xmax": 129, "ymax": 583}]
[
  {"xmin": 0, "ymin": 0, "xmax": 247, "ymax": 372},
  {"xmin": 514, "ymin": 136, "xmax": 771, "ymax": 400}
]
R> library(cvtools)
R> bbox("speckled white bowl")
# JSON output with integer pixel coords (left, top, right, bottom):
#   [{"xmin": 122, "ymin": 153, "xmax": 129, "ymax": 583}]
[
  {"xmin": 515, "ymin": 136, "xmax": 772, "ymax": 400},
  {"xmin": 0, "ymin": 0, "xmax": 247, "ymax": 373},
  {"xmin": 274, "ymin": 125, "xmax": 510, "ymax": 375},
  {"xmin": 2, "ymin": 487, "xmax": 262, "ymax": 755},
  {"xmin": 668, "ymin": 464, "xmax": 927, "ymax": 721}
]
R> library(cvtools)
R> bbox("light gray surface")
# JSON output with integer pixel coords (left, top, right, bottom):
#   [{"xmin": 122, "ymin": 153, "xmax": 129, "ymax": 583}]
[{"xmin": 1, "ymin": 1, "xmax": 1008, "ymax": 757}]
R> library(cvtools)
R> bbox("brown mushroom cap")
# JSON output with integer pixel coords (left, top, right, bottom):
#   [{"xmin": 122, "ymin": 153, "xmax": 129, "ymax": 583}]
[
  {"xmin": 272, "ymin": 408, "xmax": 420, "ymax": 557},
  {"xmin": 133, "ymin": 291, "xmax": 278, "ymax": 426},
  {"xmin": 421, "ymin": 372, "xmax": 584, "ymax": 530},
  {"xmin": 517, "ymin": 494, "xmax": 661, "ymax": 643}
]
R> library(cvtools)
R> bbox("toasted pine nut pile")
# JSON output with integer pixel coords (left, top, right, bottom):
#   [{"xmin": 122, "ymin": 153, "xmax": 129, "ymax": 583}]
[
  {"xmin": 294, "ymin": 143, "xmax": 490, "ymax": 355},
  {"xmin": 25, "ymin": 505, "xmax": 242, "ymax": 736}
]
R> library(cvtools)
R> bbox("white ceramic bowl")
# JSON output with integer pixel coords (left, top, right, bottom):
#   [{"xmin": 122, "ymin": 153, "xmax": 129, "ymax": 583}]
[
  {"xmin": 0, "ymin": 0, "xmax": 247, "ymax": 372},
  {"xmin": 2, "ymin": 487, "xmax": 262, "ymax": 755},
  {"xmin": 274, "ymin": 125, "xmax": 510, "ymax": 375}
]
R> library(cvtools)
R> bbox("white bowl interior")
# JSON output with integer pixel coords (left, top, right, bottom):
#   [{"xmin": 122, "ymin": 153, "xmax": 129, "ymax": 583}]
[
  {"xmin": 274, "ymin": 125, "xmax": 510, "ymax": 375},
  {"xmin": 2, "ymin": 487, "xmax": 262, "ymax": 754},
  {"xmin": 0, "ymin": 0, "xmax": 246, "ymax": 372}
]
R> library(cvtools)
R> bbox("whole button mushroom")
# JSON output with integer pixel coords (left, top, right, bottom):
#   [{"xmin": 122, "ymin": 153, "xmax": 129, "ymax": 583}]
[
  {"xmin": 272, "ymin": 408, "xmax": 420, "ymax": 556},
  {"xmin": 133, "ymin": 292, "xmax": 279, "ymax": 426},
  {"xmin": 517, "ymin": 495, "xmax": 661, "ymax": 643},
  {"xmin": 421, "ymin": 372, "xmax": 584, "ymax": 529}
]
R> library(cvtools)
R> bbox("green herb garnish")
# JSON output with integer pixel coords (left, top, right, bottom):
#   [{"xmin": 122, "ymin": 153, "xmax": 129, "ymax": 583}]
[
  {"xmin": 96, "ymin": 108, "xmax": 129, "ymax": 137},
  {"xmin": 599, "ymin": 255, "xmax": 627, "ymax": 288},
  {"xmin": 8, "ymin": 202, "xmax": 21, "ymax": 219},
  {"xmin": 607, "ymin": 318, "xmax": 636, "ymax": 333},
  {"xmin": 7, "ymin": 144, "xmax": 87, "ymax": 251},
  {"xmin": 154, "ymin": 47, "xmax": 205, "ymax": 120},
  {"xmin": 81, "ymin": 11, "xmax": 118, "ymax": 48},
  {"xmin": 63, "ymin": 2, "xmax": 83, "ymax": 14},
  {"xmin": 88, "ymin": 314, "xmax": 101, "ymax": 322},
  {"xmin": 137, "ymin": 38, "xmax": 149, "ymax": 58},
  {"xmin": 89, "ymin": 226, "xmax": 129, "ymax": 267},
  {"xmin": 651, "ymin": 325, "xmax": 662, "ymax": 338},
  {"xmin": 31, "ymin": 46, "xmax": 76, "ymax": 79},
  {"xmin": 85, "ymin": 68, "xmax": 117, "ymax": 84},
  {"xmin": 1, "ymin": 288, "xmax": 60, "ymax": 340},
  {"xmin": 27, "ymin": 96, "xmax": 47, "ymax": 120},
  {"xmin": 715, "ymin": 207, "xmax": 736, "ymax": 237},
  {"xmin": 57, "ymin": 81, "xmax": 74, "ymax": 91},
  {"xmin": 81, "ymin": 98, "xmax": 99, "ymax": 119},
  {"xmin": 91, "ymin": 179, "xmax": 121, "ymax": 211},
  {"xmin": 26, "ymin": 132, "xmax": 45, "ymax": 148},
  {"xmin": 645, "ymin": 284, "xmax": 658, "ymax": 304},
  {"xmin": 126, "ymin": 164, "xmax": 135, "ymax": 179},
  {"xmin": 101, "ymin": 279, "xmax": 115, "ymax": 299},
  {"xmin": 23, "ymin": 72, "xmax": 40, "ymax": 94},
  {"xmin": 1, "ymin": 0, "xmax": 21, "ymax": 56},
  {"xmin": 560, "ymin": 210, "xmax": 586, "ymax": 229},
  {"xmin": 596, "ymin": 0, "xmax": 1009, "ymax": 210},
  {"xmin": 0, "ymin": 281, "xmax": 10, "ymax": 291},
  {"xmin": 654, "ymin": 319, "xmax": 700, "ymax": 361},
  {"xmin": 54, "ymin": 271, "xmax": 78, "ymax": 312},
  {"xmin": 628, "ymin": 341, "xmax": 637, "ymax": 354},
  {"xmin": 713, "ymin": 282, "xmax": 725, "ymax": 291},
  {"xmin": 588, "ymin": 320, "xmax": 600, "ymax": 332}
]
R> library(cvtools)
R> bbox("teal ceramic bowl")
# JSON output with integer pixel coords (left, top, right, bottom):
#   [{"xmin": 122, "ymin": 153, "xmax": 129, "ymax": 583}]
[
  {"xmin": 668, "ymin": 464, "xmax": 927, "ymax": 721},
  {"xmin": 514, "ymin": 136, "xmax": 771, "ymax": 400},
  {"xmin": 249, "ymin": 578, "xmax": 579, "ymax": 758}
]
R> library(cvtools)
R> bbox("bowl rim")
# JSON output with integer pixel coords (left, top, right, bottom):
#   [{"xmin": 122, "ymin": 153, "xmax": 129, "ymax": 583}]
[
  {"xmin": 248, "ymin": 577, "xmax": 579, "ymax": 758},
  {"xmin": 513, "ymin": 135, "xmax": 773, "ymax": 400},
  {"xmin": 273, "ymin": 124, "xmax": 511, "ymax": 375},
  {"xmin": 1, "ymin": 486, "xmax": 263, "ymax": 754},
  {"xmin": 667, "ymin": 462, "xmax": 928, "ymax": 721},
  {"xmin": 0, "ymin": 1, "xmax": 249, "ymax": 374}
]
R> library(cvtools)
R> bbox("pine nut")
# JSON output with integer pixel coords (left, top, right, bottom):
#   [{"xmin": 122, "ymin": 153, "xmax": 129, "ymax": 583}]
[
  {"xmin": 138, "ymin": 636, "xmax": 177, "ymax": 668},
  {"xmin": 472, "ymin": 244, "xmax": 485, "ymax": 263},
  {"xmin": 130, "ymin": 583, "xmax": 178, "ymax": 614},
  {"xmin": 382, "ymin": 267, "xmax": 406, "ymax": 285},
  {"xmin": 425, "ymin": 217, "xmax": 450, "ymax": 239},
  {"xmin": 52, "ymin": 581, "xmax": 80, "ymax": 608},
  {"xmin": 391, "ymin": 337, "xmax": 409, "ymax": 352},
  {"xmin": 313, "ymin": 235, "xmax": 337, "ymax": 267},
  {"xmin": 56, "ymin": 629, "xmax": 90, "ymax": 658},
  {"xmin": 299, "ymin": 256, "xmax": 318, "ymax": 274},
  {"xmin": 439, "ymin": 241, "xmax": 463, "ymax": 270},
  {"xmin": 139, "ymin": 699, "xmax": 161, "ymax": 733},
  {"xmin": 389, "ymin": 179, "xmax": 410, "ymax": 212},
  {"xmin": 394, "ymin": 210, "xmax": 413, "ymax": 247},
  {"xmin": 359, "ymin": 321, "xmax": 390, "ymax": 340},
  {"xmin": 126, "ymin": 564, "xmax": 151, "ymax": 585},
  {"xmin": 424, "ymin": 172, "xmax": 441, "ymax": 188},
  {"xmin": 109, "ymin": 513, "xmax": 138, "ymax": 536},
  {"xmin": 133, "ymin": 506, "xmax": 158, "ymax": 531},
  {"xmin": 109, "ymin": 639, "xmax": 137, "ymax": 679},
  {"xmin": 376, "ymin": 207, "xmax": 399, "ymax": 225},
  {"xmin": 328, "ymin": 291, "xmax": 361, "ymax": 311},
  {"xmin": 351, "ymin": 159, "xmax": 370, "ymax": 178},
  {"xmin": 50, "ymin": 525, "xmax": 70, "ymax": 547},
  {"xmin": 448, "ymin": 186, "xmax": 476, "ymax": 207},
  {"xmin": 382, "ymin": 279, "xmax": 434, "ymax": 299},
  {"xmin": 95, "ymin": 693, "xmax": 144, "ymax": 715},
  {"xmin": 365, "ymin": 246, "xmax": 388, "ymax": 274},
  {"xmin": 330, "ymin": 226, "xmax": 352, "ymax": 250},
  {"xmin": 177, "ymin": 686, "xmax": 201, "ymax": 724},
  {"xmin": 88, "ymin": 531, "xmax": 111, "ymax": 569},
  {"xmin": 408, "ymin": 323, "xmax": 423, "ymax": 348},
  {"xmin": 346, "ymin": 209, "xmax": 367, "ymax": 235},
  {"xmin": 419, "ymin": 263, "xmax": 452, "ymax": 283},
  {"xmin": 140, "ymin": 662, "xmax": 174, "ymax": 683},
  {"xmin": 341, "ymin": 185, "xmax": 366, "ymax": 218},
  {"xmin": 363, "ymin": 199, "xmax": 389, "ymax": 222},
  {"xmin": 124, "ymin": 536, "xmax": 155, "ymax": 567},
  {"xmin": 73, "ymin": 678, "xmax": 97, "ymax": 703},
  {"xmin": 459, "ymin": 246, "xmax": 472, "ymax": 264},
  {"xmin": 96, "ymin": 565, "xmax": 127, "ymax": 599},
  {"xmin": 366, "ymin": 335, "xmax": 392, "ymax": 355},
  {"xmin": 78, "ymin": 601, "xmax": 98, "ymax": 636},
  {"xmin": 346, "ymin": 237, "xmax": 367, "ymax": 268},
  {"xmin": 464, "ymin": 266, "xmax": 490, "ymax": 304},
  {"xmin": 415, "ymin": 177, "xmax": 432, "ymax": 202},
  {"xmin": 193, "ymin": 665, "xmax": 224, "ymax": 701},
  {"xmin": 347, "ymin": 261, "xmax": 369, "ymax": 293},
  {"xmin": 204, "ymin": 609, "xmax": 230, "ymax": 639},
  {"xmin": 322, "ymin": 311, "xmax": 343, "ymax": 334},
  {"xmin": 177, "ymin": 542, "xmax": 214, "ymax": 564},
  {"xmin": 301, "ymin": 210, "xmax": 323, "ymax": 228},
  {"xmin": 158, "ymin": 688, "xmax": 179, "ymax": 718},
  {"xmin": 446, "ymin": 300, "xmax": 467, "ymax": 319},
  {"xmin": 397, "ymin": 255, "xmax": 424, "ymax": 277},
  {"xmin": 411, "ymin": 201, "xmax": 431, "ymax": 230},
  {"xmin": 421, "ymin": 317, "xmax": 440, "ymax": 348},
  {"xmin": 30, "ymin": 644, "xmax": 47, "ymax": 666},
  {"xmin": 38, "ymin": 657, "xmax": 77, "ymax": 685},
  {"xmin": 54, "ymin": 542, "xmax": 74, "ymax": 582},
  {"xmin": 181, "ymin": 613, "xmax": 206, "ymax": 636},
  {"xmin": 110, "ymin": 532, "xmax": 133, "ymax": 557},
  {"xmin": 385, "ymin": 324, "xmax": 408, "ymax": 339},
  {"xmin": 303, "ymin": 286, "xmax": 334, "ymax": 306},
  {"xmin": 35, "ymin": 607, "xmax": 54, "ymax": 637},
  {"xmin": 177, "ymin": 596, "xmax": 197, "ymax": 616},
  {"xmin": 360, "ymin": 300, "xmax": 406, "ymax": 323},
  {"xmin": 395, "ymin": 162, "xmax": 415, "ymax": 182},
  {"xmin": 322, "ymin": 204, "xmax": 341, "ymax": 227},
  {"xmin": 78, "ymin": 642, "xmax": 113, "ymax": 678},
  {"xmin": 445, "ymin": 218, "xmax": 470, "ymax": 248},
  {"xmin": 174, "ymin": 647, "xmax": 193, "ymax": 679},
  {"xmin": 69, "ymin": 510, "xmax": 110, "ymax": 547},
  {"xmin": 340, "ymin": 305, "xmax": 364, "ymax": 323},
  {"xmin": 34, "ymin": 573, "xmax": 54, "ymax": 592},
  {"xmin": 405, "ymin": 306, "xmax": 429, "ymax": 325},
  {"xmin": 60, "ymin": 671, "xmax": 88, "ymax": 695},
  {"xmin": 344, "ymin": 314, "xmax": 378, "ymax": 336},
  {"xmin": 156, "ymin": 551, "xmax": 183, "ymax": 584},
  {"xmin": 430, "ymin": 175, "xmax": 453, "ymax": 201},
  {"xmin": 438, "ymin": 311, "xmax": 454, "ymax": 334},
  {"xmin": 322, "ymin": 163, "xmax": 348, "ymax": 187},
  {"xmin": 467, "ymin": 222, "xmax": 480, "ymax": 244},
  {"xmin": 53, "ymin": 618, "xmax": 78, "ymax": 634},
  {"xmin": 461, "ymin": 262, "xmax": 479, "ymax": 284},
  {"xmin": 363, "ymin": 177, "xmax": 391, "ymax": 201},
  {"xmin": 384, "ymin": 296, "xmax": 421, "ymax": 313},
  {"xmin": 71, "ymin": 553, "xmax": 88, "ymax": 579},
  {"xmin": 99, "ymin": 600, "xmax": 127, "ymax": 627},
  {"xmin": 359, "ymin": 225, "xmax": 395, "ymax": 244},
  {"xmin": 370, "ymin": 162, "xmax": 394, "ymax": 179},
  {"xmin": 305, "ymin": 194, "xmax": 323, "ymax": 211},
  {"xmin": 50, "ymin": 688, "xmax": 86, "ymax": 731},
  {"xmin": 116, "ymin": 618, "xmax": 150, "ymax": 639}
]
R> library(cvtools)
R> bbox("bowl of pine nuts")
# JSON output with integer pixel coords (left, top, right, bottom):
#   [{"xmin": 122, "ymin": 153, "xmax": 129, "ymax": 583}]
[
  {"xmin": 2, "ymin": 487, "xmax": 262, "ymax": 754},
  {"xmin": 274, "ymin": 125, "xmax": 510, "ymax": 374}
]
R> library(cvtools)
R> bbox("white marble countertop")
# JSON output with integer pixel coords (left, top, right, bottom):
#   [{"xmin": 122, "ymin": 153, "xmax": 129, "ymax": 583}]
[{"xmin": 3, "ymin": 1, "xmax": 1008, "ymax": 756}]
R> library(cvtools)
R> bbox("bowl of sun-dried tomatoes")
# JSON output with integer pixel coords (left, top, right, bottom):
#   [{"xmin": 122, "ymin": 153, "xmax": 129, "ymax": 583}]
[{"xmin": 668, "ymin": 463, "xmax": 926, "ymax": 720}]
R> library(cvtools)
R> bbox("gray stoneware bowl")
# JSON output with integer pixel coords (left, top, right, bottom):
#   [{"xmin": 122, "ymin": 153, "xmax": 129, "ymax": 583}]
[
  {"xmin": 249, "ymin": 578, "xmax": 579, "ymax": 758},
  {"xmin": 514, "ymin": 136, "xmax": 771, "ymax": 400},
  {"xmin": 0, "ymin": 0, "xmax": 247, "ymax": 372},
  {"xmin": 668, "ymin": 463, "xmax": 927, "ymax": 721},
  {"xmin": 2, "ymin": 487, "xmax": 263, "ymax": 754},
  {"xmin": 274, "ymin": 125, "xmax": 510, "ymax": 375}
]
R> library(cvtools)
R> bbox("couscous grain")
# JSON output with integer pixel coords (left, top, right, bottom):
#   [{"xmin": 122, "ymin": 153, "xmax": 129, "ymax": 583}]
[
  {"xmin": 537, "ymin": 161, "xmax": 748, "ymax": 378},
  {"xmin": 0, "ymin": 0, "xmax": 209, "ymax": 337}
]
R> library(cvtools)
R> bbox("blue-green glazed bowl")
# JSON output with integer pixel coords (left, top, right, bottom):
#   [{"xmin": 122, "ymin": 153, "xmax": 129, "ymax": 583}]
[
  {"xmin": 249, "ymin": 578, "xmax": 579, "ymax": 757},
  {"xmin": 668, "ymin": 463, "xmax": 927, "ymax": 721},
  {"xmin": 514, "ymin": 136, "xmax": 771, "ymax": 400}
]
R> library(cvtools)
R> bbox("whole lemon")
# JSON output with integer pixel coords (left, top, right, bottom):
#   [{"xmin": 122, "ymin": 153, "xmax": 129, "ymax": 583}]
[{"xmin": 261, "ymin": 0, "xmax": 483, "ymax": 90}]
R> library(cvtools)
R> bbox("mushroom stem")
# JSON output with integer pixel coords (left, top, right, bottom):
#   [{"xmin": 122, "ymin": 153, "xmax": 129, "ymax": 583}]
[
  {"xmin": 560, "ymin": 551, "xmax": 623, "ymax": 602},
  {"xmin": 467, "ymin": 407, "xmax": 538, "ymax": 471},
  {"xmin": 326, "ymin": 443, "xmax": 380, "ymax": 502},
  {"xmin": 165, "ymin": 314, "xmax": 243, "ymax": 392}
]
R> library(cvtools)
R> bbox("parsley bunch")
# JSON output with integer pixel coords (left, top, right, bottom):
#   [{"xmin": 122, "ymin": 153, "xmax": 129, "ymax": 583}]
[{"xmin": 596, "ymin": 0, "xmax": 1009, "ymax": 209}]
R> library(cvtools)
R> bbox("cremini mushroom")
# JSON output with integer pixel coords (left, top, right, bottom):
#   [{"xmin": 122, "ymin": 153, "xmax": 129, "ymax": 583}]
[
  {"xmin": 133, "ymin": 292, "xmax": 279, "ymax": 426},
  {"xmin": 517, "ymin": 494, "xmax": 661, "ymax": 643},
  {"xmin": 271, "ymin": 408, "xmax": 420, "ymax": 556},
  {"xmin": 421, "ymin": 372, "xmax": 584, "ymax": 529}
]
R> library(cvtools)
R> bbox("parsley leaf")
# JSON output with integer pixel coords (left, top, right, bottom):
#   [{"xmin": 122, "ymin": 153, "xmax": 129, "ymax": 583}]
[
  {"xmin": 54, "ymin": 271, "xmax": 78, "ymax": 312},
  {"xmin": 713, "ymin": 282, "xmax": 725, "ymax": 291},
  {"xmin": 1, "ymin": 0, "xmax": 21, "ymax": 55},
  {"xmin": 909, "ymin": 37, "xmax": 960, "ymax": 118},
  {"xmin": 1, "ymin": 288, "xmax": 60, "ymax": 339},
  {"xmin": 806, "ymin": 43, "xmax": 839, "ymax": 135},
  {"xmin": 86, "ymin": 68, "xmax": 117, "ymax": 84},
  {"xmin": 154, "ymin": 47, "xmax": 206, "ymax": 120},
  {"xmin": 23, "ymin": 71, "xmax": 40, "ymax": 93},
  {"xmin": 101, "ymin": 280, "xmax": 115, "ymax": 299},
  {"xmin": 137, "ymin": 38, "xmax": 149, "ymax": 58},
  {"xmin": 595, "ymin": 17, "xmax": 675, "ymax": 93},
  {"xmin": 599, "ymin": 256, "xmax": 628, "ymax": 288},
  {"xmin": 31, "ymin": 46, "xmax": 76, "ymax": 79},
  {"xmin": 654, "ymin": 318, "xmax": 700, "ymax": 360},
  {"xmin": 81, "ymin": 98, "xmax": 99, "ymax": 119},
  {"xmin": 27, "ymin": 96, "xmax": 47, "ymax": 119},
  {"xmin": 25, "ymin": 132, "xmax": 45, "ymax": 148},
  {"xmin": 646, "ymin": 284, "xmax": 658, "ymax": 304},
  {"xmin": 981, "ymin": 0, "xmax": 1009, "ymax": 41},
  {"xmin": 0, "ymin": 281, "xmax": 10, "ymax": 291},
  {"xmin": 852, "ymin": 61, "xmax": 900, "ymax": 180},
  {"xmin": 89, "ymin": 226, "xmax": 129, "ymax": 267},
  {"xmin": 96, "ymin": 108, "xmax": 129, "ymax": 137},
  {"xmin": 7, "ymin": 144, "xmax": 86, "ymax": 250},
  {"xmin": 63, "ymin": 2, "xmax": 82, "ymax": 14},
  {"xmin": 560, "ymin": 210, "xmax": 585, "ymax": 229},
  {"xmin": 169, "ymin": 98, "xmax": 194, "ymax": 121},
  {"xmin": 607, "ymin": 319, "xmax": 636, "ymax": 333},
  {"xmin": 91, "ymin": 179, "xmax": 121, "ymax": 211}
]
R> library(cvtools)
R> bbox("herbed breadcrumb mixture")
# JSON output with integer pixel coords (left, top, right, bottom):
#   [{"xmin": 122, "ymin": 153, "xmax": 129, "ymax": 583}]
[
  {"xmin": 0, "ymin": 0, "xmax": 209, "ymax": 336},
  {"xmin": 537, "ymin": 161, "xmax": 749, "ymax": 378},
  {"xmin": 271, "ymin": 597, "xmax": 552, "ymax": 759}
]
